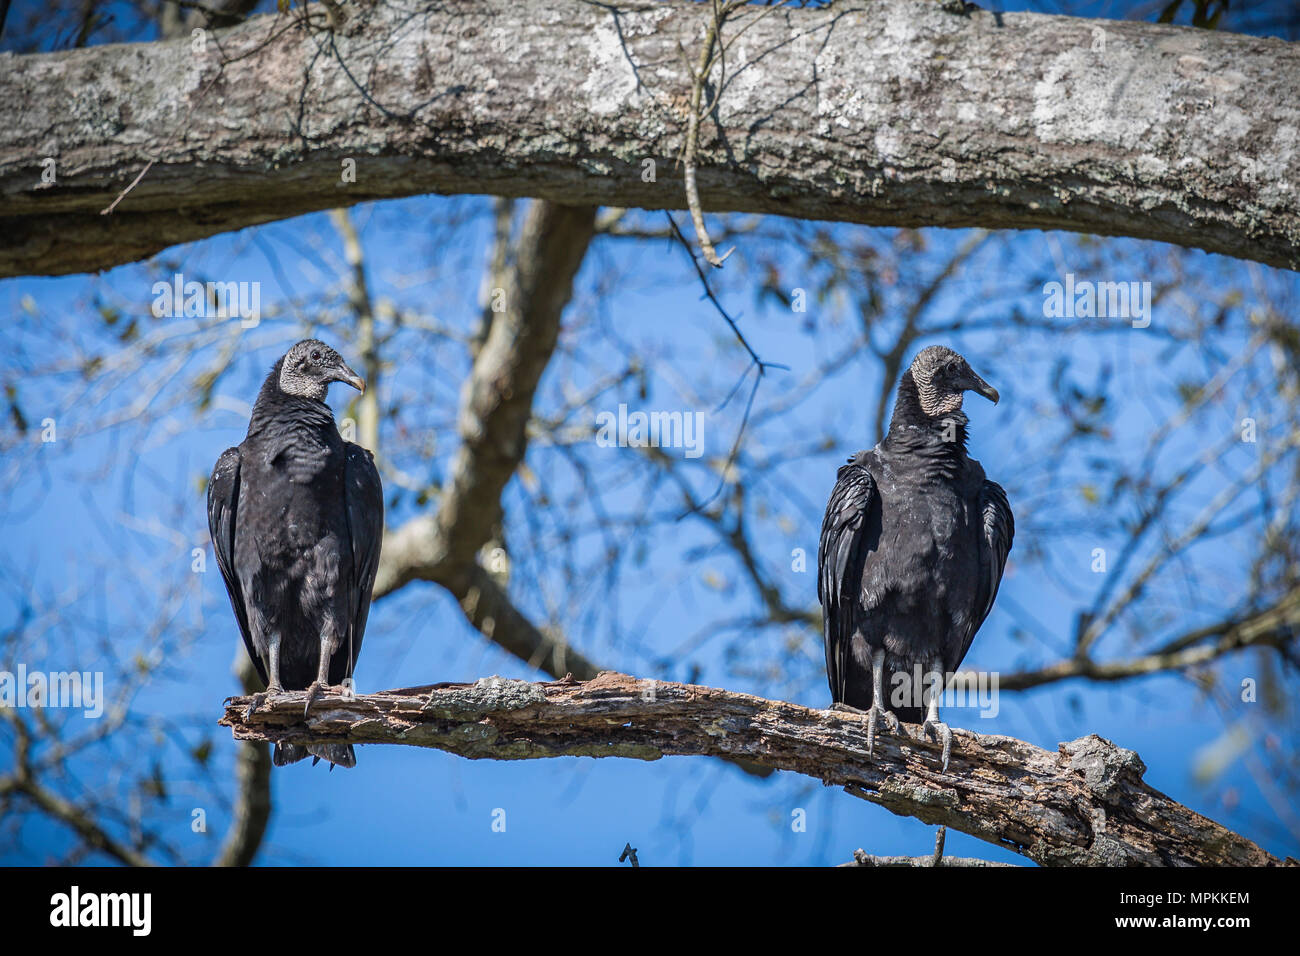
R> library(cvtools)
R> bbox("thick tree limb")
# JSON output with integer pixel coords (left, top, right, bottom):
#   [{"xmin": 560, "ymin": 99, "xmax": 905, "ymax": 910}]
[
  {"xmin": 219, "ymin": 671, "xmax": 1294, "ymax": 867},
  {"xmin": 2, "ymin": 0, "xmax": 1298, "ymax": 278}
]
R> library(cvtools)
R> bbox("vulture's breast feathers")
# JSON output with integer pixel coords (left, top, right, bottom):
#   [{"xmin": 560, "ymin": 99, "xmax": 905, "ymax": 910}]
[{"xmin": 250, "ymin": 395, "xmax": 344, "ymax": 486}]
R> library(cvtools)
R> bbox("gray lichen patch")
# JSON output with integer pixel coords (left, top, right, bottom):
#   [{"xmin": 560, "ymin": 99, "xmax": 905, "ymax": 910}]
[
  {"xmin": 878, "ymin": 776, "xmax": 960, "ymax": 808},
  {"xmin": 1060, "ymin": 734, "xmax": 1147, "ymax": 799},
  {"xmin": 420, "ymin": 675, "xmax": 547, "ymax": 718}
]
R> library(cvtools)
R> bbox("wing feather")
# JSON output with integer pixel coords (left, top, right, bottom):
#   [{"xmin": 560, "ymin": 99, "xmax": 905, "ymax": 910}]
[
  {"xmin": 335, "ymin": 442, "xmax": 384, "ymax": 685},
  {"xmin": 206, "ymin": 446, "xmax": 266, "ymax": 686},
  {"xmin": 953, "ymin": 479, "xmax": 1014, "ymax": 670},
  {"xmin": 817, "ymin": 459, "xmax": 878, "ymax": 705}
]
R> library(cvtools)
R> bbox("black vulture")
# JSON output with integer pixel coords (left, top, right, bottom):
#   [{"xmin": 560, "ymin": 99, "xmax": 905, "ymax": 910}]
[
  {"xmin": 818, "ymin": 345, "xmax": 1013, "ymax": 770},
  {"xmin": 207, "ymin": 340, "xmax": 383, "ymax": 768}
]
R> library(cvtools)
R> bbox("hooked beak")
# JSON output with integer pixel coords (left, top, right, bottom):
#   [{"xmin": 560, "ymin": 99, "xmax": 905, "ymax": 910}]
[
  {"xmin": 333, "ymin": 362, "xmax": 366, "ymax": 394},
  {"xmin": 960, "ymin": 368, "xmax": 1000, "ymax": 405}
]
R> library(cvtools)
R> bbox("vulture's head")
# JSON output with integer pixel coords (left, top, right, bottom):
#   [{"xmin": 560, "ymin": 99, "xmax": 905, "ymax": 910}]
[
  {"xmin": 278, "ymin": 339, "xmax": 365, "ymax": 401},
  {"xmin": 908, "ymin": 345, "xmax": 999, "ymax": 418}
]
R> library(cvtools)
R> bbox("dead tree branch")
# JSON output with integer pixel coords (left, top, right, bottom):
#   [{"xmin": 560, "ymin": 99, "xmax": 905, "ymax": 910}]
[{"xmin": 220, "ymin": 671, "xmax": 1294, "ymax": 867}]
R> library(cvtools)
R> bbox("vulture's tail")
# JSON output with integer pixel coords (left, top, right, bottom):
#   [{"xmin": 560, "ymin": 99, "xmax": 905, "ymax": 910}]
[
  {"xmin": 272, "ymin": 742, "xmax": 356, "ymax": 769},
  {"xmin": 309, "ymin": 743, "xmax": 356, "ymax": 769}
]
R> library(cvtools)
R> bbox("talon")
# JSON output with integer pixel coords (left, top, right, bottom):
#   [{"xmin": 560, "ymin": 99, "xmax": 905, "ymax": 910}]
[
  {"xmin": 924, "ymin": 718, "xmax": 953, "ymax": 771},
  {"xmin": 832, "ymin": 697, "xmax": 900, "ymax": 759},
  {"xmin": 303, "ymin": 681, "xmax": 327, "ymax": 719}
]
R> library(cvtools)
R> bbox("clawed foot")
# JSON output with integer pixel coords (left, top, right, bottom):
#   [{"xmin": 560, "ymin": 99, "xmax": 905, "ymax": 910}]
[
  {"xmin": 923, "ymin": 717, "xmax": 953, "ymax": 771},
  {"xmin": 832, "ymin": 702, "xmax": 901, "ymax": 756},
  {"xmin": 244, "ymin": 684, "xmax": 284, "ymax": 721},
  {"xmin": 867, "ymin": 705, "xmax": 902, "ymax": 756},
  {"xmin": 302, "ymin": 681, "xmax": 351, "ymax": 718},
  {"xmin": 303, "ymin": 680, "xmax": 328, "ymax": 719}
]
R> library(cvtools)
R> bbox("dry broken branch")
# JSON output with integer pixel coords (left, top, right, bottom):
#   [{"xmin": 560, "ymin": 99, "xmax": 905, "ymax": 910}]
[{"xmin": 219, "ymin": 671, "xmax": 1295, "ymax": 867}]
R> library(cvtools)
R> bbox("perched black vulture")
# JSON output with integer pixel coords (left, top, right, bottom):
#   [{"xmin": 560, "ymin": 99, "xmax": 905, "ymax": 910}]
[
  {"xmin": 207, "ymin": 340, "xmax": 383, "ymax": 768},
  {"xmin": 818, "ymin": 345, "xmax": 1013, "ymax": 770}
]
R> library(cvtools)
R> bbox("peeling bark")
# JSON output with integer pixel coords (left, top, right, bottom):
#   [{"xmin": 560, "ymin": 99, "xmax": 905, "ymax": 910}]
[
  {"xmin": 219, "ymin": 671, "xmax": 1295, "ymax": 867},
  {"xmin": 1, "ymin": 0, "xmax": 1297, "ymax": 277}
]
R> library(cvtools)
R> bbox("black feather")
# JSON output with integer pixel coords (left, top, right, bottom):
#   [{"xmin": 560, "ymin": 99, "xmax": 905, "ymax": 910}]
[
  {"xmin": 817, "ymin": 348, "xmax": 1013, "ymax": 723},
  {"xmin": 207, "ymin": 343, "xmax": 382, "ymax": 768}
]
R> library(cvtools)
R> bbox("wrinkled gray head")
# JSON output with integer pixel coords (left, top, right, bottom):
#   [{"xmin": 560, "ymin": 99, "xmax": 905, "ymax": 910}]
[
  {"xmin": 909, "ymin": 345, "xmax": 1000, "ymax": 417},
  {"xmin": 278, "ymin": 339, "xmax": 365, "ymax": 401}
]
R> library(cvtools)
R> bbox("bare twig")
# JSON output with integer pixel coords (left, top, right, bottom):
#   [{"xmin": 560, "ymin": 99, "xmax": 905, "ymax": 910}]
[
  {"xmin": 678, "ymin": 0, "xmax": 745, "ymax": 267},
  {"xmin": 663, "ymin": 211, "xmax": 788, "ymax": 513},
  {"xmin": 99, "ymin": 160, "xmax": 154, "ymax": 216}
]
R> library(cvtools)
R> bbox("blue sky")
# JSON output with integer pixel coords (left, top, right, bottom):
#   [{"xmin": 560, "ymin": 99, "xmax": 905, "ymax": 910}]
[{"xmin": 3, "ymin": 194, "xmax": 1296, "ymax": 865}]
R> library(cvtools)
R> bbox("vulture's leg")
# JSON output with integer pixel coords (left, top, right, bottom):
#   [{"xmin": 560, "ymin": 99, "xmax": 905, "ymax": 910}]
[
  {"xmin": 921, "ymin": 668, "xmax": 953, "ymax": 771},
  {"xmin": 866, "ymin": 648, "xmax": 902, "ymax": 754},
  {"xmin": 244, "ymin": 633, "xmax": 284, "ymax": 721},
  {"xmin": 302, "ymin": 624, "xmax": 338, "ymax": 718},
  {"xmin": 831, "ymin": 649, "xmax": 900, "ymax": 755}
]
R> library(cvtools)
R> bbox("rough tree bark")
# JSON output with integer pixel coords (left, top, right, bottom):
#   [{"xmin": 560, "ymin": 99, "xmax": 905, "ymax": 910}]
[
  {"xmin": 1, "ymin": 0, "xmax": 1297, "ymax": 278},
  {"xmin": 219, "ymin": 671, "xmax": 1295, "ymax": 867}
]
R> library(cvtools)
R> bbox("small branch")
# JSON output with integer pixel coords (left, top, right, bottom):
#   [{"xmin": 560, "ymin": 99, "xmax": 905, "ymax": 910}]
[
  {"xmin": 663, "ymin": 211, "xmax": 788, "ymax": 513},
  {"xmin": 679, "ymin": 0, "xmax": 739, "ymax": 267},
  {"xmin": 220, "ymin": 671, "xmax": 1293, "ymax": 867},
  {"xmin": 931, "ymin": 825, "xmax": 946, "ymax": 866},
  {"xmin": 995, "ymin": 585, "xmax": 1300, "ymax": 691},
  {"xmin": 98, "ymin": 160, "xmax": 154, "ymax": 216}
]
